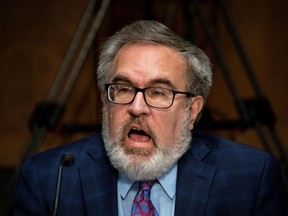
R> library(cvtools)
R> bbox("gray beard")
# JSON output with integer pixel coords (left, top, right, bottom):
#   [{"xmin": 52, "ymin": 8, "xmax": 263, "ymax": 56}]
[{"xmin": 102, "ymin": 106, "xmax": 192, "ymax": 181}]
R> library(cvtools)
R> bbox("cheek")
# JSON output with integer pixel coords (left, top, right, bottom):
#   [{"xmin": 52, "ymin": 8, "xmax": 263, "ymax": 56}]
[
  {"xmin": 106, "ymin": 106, "xmax": 127, "ymax": 135},
  {"xmin": 152, "ymin": 111, "xmax": 183, "ymax": 141}
]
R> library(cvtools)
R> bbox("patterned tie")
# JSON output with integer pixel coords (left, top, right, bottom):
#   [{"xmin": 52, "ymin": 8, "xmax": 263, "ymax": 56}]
[{"xmin": 131, "ymin": 180, "xmax": 159, "ymax": 216}]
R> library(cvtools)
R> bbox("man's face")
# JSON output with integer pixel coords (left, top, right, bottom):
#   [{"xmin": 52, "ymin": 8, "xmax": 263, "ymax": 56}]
[{"xmin": 101, "ymin": 43, "xmax": 203, "ymax": 180}]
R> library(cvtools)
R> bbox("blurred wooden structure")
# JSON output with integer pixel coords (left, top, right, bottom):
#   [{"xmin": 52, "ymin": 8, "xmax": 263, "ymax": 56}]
[{"xmin": 0, "ymin": 0, "xmax": 287, "ymax": 166}]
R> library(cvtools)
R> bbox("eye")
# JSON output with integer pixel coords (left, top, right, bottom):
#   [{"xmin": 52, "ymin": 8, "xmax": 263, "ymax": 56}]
[
  {"xmin": 116, "ymin": 84, "xmax": 134, "ymax": 94},
  {"xmin": 149, "ymin": 87, "xmax": 167, "ymax": 97}
]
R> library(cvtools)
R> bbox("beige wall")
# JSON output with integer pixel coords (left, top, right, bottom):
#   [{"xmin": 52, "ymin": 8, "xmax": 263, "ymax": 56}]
[{"xmin": 0, "ymin": 0, "xmax": 287, "ymax": 167}]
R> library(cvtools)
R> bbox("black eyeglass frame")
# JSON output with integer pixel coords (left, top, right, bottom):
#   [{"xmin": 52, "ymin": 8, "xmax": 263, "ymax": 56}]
[{"xmin": 104, "ymin": 83, "xmax": 195, "ymax": 109}]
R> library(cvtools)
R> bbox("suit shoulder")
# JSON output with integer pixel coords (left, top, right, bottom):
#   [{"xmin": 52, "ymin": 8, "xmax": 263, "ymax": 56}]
[
  {"xmin": 24, "ymin": 133, "xmax": 105, "ymax": 169},
  {"xmin": 192, "ymin": 130, "xmax": 278, "ymax": 166}
]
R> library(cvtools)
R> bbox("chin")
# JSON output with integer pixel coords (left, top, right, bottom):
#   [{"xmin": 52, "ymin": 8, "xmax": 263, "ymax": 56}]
[{"xmin": 124, "ymin": 145, "xmax": 155, "ymax": 157}]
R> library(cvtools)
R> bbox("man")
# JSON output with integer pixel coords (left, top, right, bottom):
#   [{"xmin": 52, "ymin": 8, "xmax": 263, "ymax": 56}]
[{"xmin": 13, "ymin": 20, "xmax": 287, "ymax": 215}]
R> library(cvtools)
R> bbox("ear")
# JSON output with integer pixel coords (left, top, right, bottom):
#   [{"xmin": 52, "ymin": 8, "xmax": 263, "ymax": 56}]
[
  {"xmin": 188, "ymin": 96, "xmax": 204, "ymax": 131},
  {"xmin": 100, "ymin": 90, "xmax": 107, "ymax": 104}
]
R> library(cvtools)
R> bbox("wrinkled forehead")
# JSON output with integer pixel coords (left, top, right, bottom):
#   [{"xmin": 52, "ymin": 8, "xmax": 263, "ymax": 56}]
[{"xmin": 110, "ymin": 43, "xmax": 188, "ymax": 89}]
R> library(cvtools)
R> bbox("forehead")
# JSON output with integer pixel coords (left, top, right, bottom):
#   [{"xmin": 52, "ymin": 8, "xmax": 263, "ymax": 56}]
[{"xmin": 111, "ymin": 43, "xmax": 187, "ymax": 88}]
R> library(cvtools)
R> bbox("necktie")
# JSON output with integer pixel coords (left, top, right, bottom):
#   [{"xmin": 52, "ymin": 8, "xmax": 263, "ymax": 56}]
[{"xmin": 131, "ymin": 180, "xmax": 159, "ymax": 216}]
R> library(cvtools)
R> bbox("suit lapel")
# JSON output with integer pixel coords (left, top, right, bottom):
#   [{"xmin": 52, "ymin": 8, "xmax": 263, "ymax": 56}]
[
  {"xmin": 79, "ymin": 142, "xmax": 118, "ymax": 216},
  {"xmin": 175, "ymin": 137, "xmax": 216, "ymax": 215}
]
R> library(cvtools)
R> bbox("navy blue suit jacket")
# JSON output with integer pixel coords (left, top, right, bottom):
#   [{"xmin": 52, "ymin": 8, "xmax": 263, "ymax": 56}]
[{"xmin": 13, "ymin": 131, "xmax": 287, "ymax": 215}]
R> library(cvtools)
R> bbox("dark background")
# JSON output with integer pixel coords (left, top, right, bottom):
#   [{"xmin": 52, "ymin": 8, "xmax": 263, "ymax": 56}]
[{"xmin": 0, "ymin": 0, "xmax": 288, "ymax": 197}]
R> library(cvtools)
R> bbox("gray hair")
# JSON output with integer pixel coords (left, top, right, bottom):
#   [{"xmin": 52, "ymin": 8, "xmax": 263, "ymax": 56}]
[{"xmin": 97, "ymin": 20, "xmax": 213, "ymax": 102}]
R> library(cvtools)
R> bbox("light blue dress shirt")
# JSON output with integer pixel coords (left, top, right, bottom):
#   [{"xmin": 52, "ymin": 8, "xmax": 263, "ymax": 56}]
[{"xmin": 117, "ymin": 163, "xmax": 177, "ymax": 216}]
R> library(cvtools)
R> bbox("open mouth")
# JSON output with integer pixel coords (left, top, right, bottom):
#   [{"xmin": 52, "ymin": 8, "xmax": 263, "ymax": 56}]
[{"xmin": 128, "ymin": 128, "xmax": 151, "ymax": 142}]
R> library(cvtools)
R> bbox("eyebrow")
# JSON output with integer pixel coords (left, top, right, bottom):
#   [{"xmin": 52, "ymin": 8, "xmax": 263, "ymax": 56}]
[
  {"xmin": 111, "ymin": 75, "xmax": 132, "ymax": 84},
  {"xmin": 111, "ymin": 75, "xmax": 177, "ymax": 89}
]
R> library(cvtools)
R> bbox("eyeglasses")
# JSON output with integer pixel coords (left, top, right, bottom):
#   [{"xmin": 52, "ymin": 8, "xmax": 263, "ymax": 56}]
[{"xmin": 105, "ymin": 83, "xmax": 194, "ymax": 109}]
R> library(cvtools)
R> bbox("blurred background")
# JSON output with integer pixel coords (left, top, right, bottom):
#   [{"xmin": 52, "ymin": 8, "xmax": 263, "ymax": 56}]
[{"xmin": 0, "ymin": 0, "xmax": 288, "ymax": 208}]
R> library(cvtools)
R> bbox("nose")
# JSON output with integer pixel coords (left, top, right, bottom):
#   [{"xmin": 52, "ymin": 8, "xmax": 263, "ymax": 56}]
[{"xmin": 128, "ymin": 92, "xmax": 150, "ymax": 116}]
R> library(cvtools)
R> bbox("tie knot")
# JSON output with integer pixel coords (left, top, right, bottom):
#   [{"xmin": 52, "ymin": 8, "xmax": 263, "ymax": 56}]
[
  {"xmin": 139, "ymin": 180, "xmax": 156, "ymax": 191},
  {"xmin": 132, "ymin": 180, "xmax": 159, "ymax": 216}
]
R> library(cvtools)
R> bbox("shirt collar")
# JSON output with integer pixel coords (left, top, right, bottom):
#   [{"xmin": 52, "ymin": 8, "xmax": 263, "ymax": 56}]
[{"xmin": 118, "ymin": 163, "xmax": 178, "ymax": 200}]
